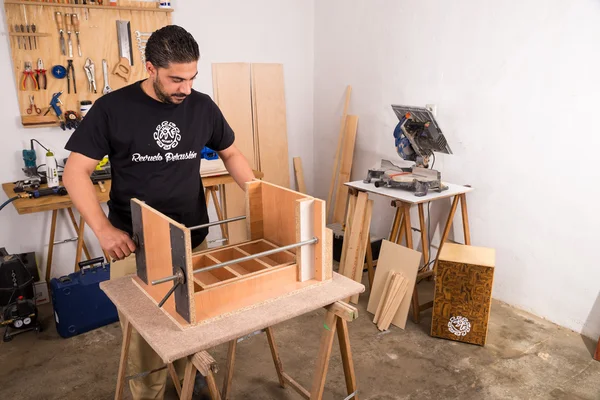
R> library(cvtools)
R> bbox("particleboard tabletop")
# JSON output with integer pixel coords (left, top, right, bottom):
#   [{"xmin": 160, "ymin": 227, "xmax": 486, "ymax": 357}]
[{"xmin": 100, "ymin": 272, "xmax": 364, "ymax": 363}]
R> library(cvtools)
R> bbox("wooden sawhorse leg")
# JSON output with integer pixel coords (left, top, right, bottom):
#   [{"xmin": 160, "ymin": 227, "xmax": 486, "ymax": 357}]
[
  {"xmin": 221, "ymin": 301, "xmax": 359, "ymax": 400},
  {"xmin": 114, "ymin": 316, "xmax": 221, "ymax": 400},
  {"xmin": 432, "ymin": 193, "xmax": 471, "ymax": 269}
]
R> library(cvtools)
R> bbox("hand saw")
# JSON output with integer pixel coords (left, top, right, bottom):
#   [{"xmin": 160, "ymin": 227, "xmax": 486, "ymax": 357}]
[{"xmin": 115, "ymin": 20, "xmax": 133, "ymax": 82}]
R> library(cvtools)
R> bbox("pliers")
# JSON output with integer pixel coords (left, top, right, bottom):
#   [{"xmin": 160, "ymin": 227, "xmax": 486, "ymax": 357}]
[
  {"xmin": 35, "ymin": 59, "xmax": 47, "ymax": 90},
  {"xmin": 67, "ymin": 59, "xmax": 76, "ymax": 94},
  {"xmin": 21, "ymin": 62, "xmax": 39, "ymax": 91},
  {"xmin": 84, "ymin": 58, "xmax": 97, "ymax": 93}
]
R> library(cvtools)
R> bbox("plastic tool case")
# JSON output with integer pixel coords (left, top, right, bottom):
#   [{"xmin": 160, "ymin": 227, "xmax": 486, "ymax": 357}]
[{"xmin": 50, "ymin": 257, "xmax": 118, "ymax": 338}]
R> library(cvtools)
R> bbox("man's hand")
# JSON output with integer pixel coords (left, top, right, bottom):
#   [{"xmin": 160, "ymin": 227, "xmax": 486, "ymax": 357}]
[
  {"xmin": 217, "ymin": 143, "xmax": 255, "ymax": 191},
  {"xmin": 97, "ymin": 224, "xmax": 136, "ymax": 261}
]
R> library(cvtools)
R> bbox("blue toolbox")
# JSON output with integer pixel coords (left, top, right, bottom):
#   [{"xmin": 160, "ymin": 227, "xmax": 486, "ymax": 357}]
[{"xmin": 50, "ymin": 257, "xmax": 119, "ymax": 338}]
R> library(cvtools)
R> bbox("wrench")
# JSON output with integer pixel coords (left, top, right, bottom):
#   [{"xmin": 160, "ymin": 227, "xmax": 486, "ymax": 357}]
[
  {"xmin": 102, "ymin": 59, "xmax": 112, "ymax": 94},
  {"xmin": 135, "ymin": 31, "xmax": 153, "ymax": 38},
  {"xmin": 136, "ymin": 37, "xmax": 148, "ymax": 44}
]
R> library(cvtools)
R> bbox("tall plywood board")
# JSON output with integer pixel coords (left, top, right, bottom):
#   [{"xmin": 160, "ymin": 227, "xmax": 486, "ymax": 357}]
[
  {"xmin": 251, "ymin": 63, "xmax": 290, "ymax": 188},
  {"xmin": 212, "ymin": 63, "xmax": 254, "ymax": 244}
]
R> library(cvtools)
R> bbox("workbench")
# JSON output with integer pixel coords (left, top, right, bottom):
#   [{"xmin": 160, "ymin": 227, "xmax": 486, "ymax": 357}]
[
  {"xmin": 1, "ymin": 170, "xmax": 263, "ymax": 282},
  {"xmin": 344, "ymin": 180, "xmax": 473, "ymax": 323},
  {"xmin": 101, "ymin": 272, "xmax": 364, "ymax": 399},
  {"xmin": 2, "ymin": 180, "xmax": 110, "ymax": 283}
]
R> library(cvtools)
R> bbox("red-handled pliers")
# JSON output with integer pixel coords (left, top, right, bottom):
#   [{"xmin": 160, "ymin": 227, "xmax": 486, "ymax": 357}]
[{"xmin": 22, "ymin": 62, "xmax": 39, "ymax": 91}]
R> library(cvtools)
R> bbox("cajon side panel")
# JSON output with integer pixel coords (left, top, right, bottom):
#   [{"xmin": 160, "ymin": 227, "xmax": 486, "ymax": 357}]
[
  {"xmin": 131, "ymin": 201, "xmax": 148, "ymax": 284},
  {"xmin": 194, "ymin": 264, "xmax": 316, "ymax": 322},
  {"xmin": 261, "ymin": 182, "xmax": 311, "ymax": 250},
  {"xmin": 170, "ymin": 224, "xmax": 194, "ymax": 324},
  {"xmin": 246, "ymin": 181, "xmax": 264, "ymax": 240}
]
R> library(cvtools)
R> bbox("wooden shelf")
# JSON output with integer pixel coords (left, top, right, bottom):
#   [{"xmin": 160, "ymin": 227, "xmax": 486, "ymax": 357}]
[{"xmin": 3, "ymin": 0, "xmax": 174, "ymax": 13}]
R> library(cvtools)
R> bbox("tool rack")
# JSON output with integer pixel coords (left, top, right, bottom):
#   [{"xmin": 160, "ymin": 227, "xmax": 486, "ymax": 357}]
[
  {"xmin": 131, "ymin": 180, "xmax": 333, "ymax": 328},
  {"xmin": 3, "ymin": 0, "xmax": 172, "ymax": 128}
]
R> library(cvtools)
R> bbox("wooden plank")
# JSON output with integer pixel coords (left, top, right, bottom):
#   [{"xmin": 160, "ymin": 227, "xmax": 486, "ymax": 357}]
[
  {"xmin": 170, "ymin": 223, "xmax": 193, "ymax": 323},
  {"xmin": 325, "ymin": 301, "xmax": 358, "ymax": 322},
  {"xmin": 326, "ymin": 85, "xmax": 352, "ymax": 223},
  {"xmin": 338, "ymin": 192, "xmax": 357, "ymax": 277},
  {"xmin": 373, "ymin": 271, "xmax": 394, "ymax": 325},
  {"xmin": 293, "ymin": 157, "xmax": 307, "ymax": 194},
  {"xmin": 212, "ymin": 63, "xmax": 254, "ymax": 245},
  {"xmin": 313, "ymin": 198, "xmax": 329, "ymax": 281},
  {"xmin": 252, "ymin": 63, "xmax": 290, "ymax": 188},
  {"xmin": 350, "ymin": 198, "xmax": 373, "ymax": 304},
  {"xmin": 332, "ymin": 115, "xmax": 359, "ymax": 224},
  {"xmin": 379, "ymin": 275, "xmax": 409, "ymax": 331},
  {"xmin": 366, "ymin": 240, "xmax": 421, "ymax": 330}
]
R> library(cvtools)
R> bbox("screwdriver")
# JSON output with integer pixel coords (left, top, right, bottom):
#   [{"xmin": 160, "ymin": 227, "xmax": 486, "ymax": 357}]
[
  {"xmin": 55, "ymin": 12, "xmax": 66, "ymax": 55},
  {"xmin": 72, "ymin": 14, "xmax": 82, "ymax": 57}
]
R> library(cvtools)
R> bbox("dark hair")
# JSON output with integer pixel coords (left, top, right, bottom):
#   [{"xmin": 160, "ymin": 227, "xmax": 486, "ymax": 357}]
[{"xmin": 145, "ymin": 25, "xmax": 200, "ymax": 69}]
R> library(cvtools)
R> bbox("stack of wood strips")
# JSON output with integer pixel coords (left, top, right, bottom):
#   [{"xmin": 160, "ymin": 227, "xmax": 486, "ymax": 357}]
[
  {"xmin": 327, "ymin": 86, "xmax": 360, "ymax": 225},
  {"xmin": 373, "ymin": 271, "xmax": 409, "ymax": 331},
  {"xmin": 338, "ymin": 191, "xmax": 373, "ymax": 304},
  {"xmin": 212, "ymin": 63, "xmax": 291, "ymax": 244}
]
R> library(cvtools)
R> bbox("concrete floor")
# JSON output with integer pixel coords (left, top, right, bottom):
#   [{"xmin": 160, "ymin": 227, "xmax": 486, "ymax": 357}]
[{"xmin": 1, "ymin": 276, "xmax": 600, "ymax": 400}]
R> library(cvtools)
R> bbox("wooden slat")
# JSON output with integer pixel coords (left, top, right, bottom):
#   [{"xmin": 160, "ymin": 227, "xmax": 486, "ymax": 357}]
[
  {"xmin": 293, "ymin": 157, "xmax": 307, "ymax": 194},
  {"xmin": 350, "ymin": 198, "xmax": 373, "ymax": 304},
  {"xmin": 326, "ymin": 85, "xmax": 352, "ymax": 223},
  {"xmin": 212, "ymin": 63, "xmax": 254, "ymax": 245},
  {"xmin": 325, "ymin": 301, "xmax": 358, "ymax": 322},
  {"xmin": 252, "ymin": 63, "xmax": 290, "ymax": 188},
  {"xmin": 332, "ymin": 115, "xmax": 359, "ymax": 224}
]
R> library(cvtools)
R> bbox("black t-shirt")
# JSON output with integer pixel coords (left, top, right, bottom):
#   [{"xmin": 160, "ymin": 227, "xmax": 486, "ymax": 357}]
[{"xmin": 64, "ymin": 80, "xmax": 235, "ymax": 247}]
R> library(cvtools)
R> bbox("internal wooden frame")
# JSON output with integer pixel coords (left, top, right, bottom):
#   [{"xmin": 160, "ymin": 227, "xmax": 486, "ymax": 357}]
[{"xmin": 131, "ymin": 180, "xmax": 333, "ymax": 328}]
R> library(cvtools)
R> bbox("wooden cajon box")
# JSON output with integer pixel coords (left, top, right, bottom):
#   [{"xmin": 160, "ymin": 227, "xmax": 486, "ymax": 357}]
[
  {"xmin": 431, "ymin": 243, "xmax": 495, "ymax": 346},
  {"xmin": 129, "ymin": 180, "xmax": 333, "ymax": 329}
]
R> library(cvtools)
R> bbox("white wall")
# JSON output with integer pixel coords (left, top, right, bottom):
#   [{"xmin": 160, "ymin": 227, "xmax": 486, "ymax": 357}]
[
  {"xmin": 314, "ymin": 0, "xmax": 600, "ymax": 338},
  {"xmin": 0, "ymin": 1, "xmax": 314, "ymax": 279}
]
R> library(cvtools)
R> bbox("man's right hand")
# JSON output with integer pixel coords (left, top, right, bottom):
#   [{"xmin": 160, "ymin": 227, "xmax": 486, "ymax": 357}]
[{"xmin": 98, "ymin": 224, "xmax": 137, "ymax": 261}]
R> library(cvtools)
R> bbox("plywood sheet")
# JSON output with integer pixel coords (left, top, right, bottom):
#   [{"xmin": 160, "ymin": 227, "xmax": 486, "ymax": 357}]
[
  {"xmin": 252, "ymin": 63, "xmax": 290, "ymax": 188},
  {"xmin": 212, "ymin": 63, "xmax": 254, "ymax": 245},
  {"xmin": 366, "ymin": 240, "xmax": 421, "ymax": 329},
  {"xmin": 260, "ymin": 182, "xmax": 306, "ymax": 249}
]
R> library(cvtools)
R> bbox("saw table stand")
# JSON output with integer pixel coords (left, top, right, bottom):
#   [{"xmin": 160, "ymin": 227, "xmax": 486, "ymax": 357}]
[{"xmin": 344, "ymin": 180, "xmax": 473, "ymax": 323}]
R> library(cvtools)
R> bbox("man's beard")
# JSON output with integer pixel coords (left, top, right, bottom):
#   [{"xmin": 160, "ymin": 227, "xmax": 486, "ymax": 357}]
[{"xmin": 153, "ymin": 77, "xmax": 187, "ymax": 104}]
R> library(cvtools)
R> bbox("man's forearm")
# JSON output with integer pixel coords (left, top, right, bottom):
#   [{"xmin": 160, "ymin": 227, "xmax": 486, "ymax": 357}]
[
  {"xmin": 222, "ymin": 152, "xmax": 255, "ymax": 190},
  {"xmin": 63, "ymin": 172, "xmax": 111, "ymax": 235}
]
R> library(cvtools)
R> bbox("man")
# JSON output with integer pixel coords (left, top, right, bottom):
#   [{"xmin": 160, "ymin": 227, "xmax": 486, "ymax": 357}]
[{"xmin": 62, "ymin": 25, "xmax": 254, "ymax": 399}]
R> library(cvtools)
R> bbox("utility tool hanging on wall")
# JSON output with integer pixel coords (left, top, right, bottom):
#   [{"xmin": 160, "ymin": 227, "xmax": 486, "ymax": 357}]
[
  {"xmin": 115, "ymin": 20, "xmax": 133, "ymax": 82},
  {"xmin": 84, "ymin": 58, "xmax": 97, "ymax": 94},
  {"xmin": 55, "ymin": 12, "xmax": 66, "ymax": 56},
  {"xmin": 72, "ymin": 13, "xmax": 82, "ymax": 57}
]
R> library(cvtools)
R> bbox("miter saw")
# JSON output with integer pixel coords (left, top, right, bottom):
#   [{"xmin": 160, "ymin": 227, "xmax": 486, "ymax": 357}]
[{"xmin": 364, "ymin": 105, "xmax": 453, "ymax": 196}]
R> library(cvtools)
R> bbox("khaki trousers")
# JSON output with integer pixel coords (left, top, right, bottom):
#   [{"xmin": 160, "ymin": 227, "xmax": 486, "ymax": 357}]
[{"xmin": 110, "ymin": 239, "xmax": 208, "ymax": 400}]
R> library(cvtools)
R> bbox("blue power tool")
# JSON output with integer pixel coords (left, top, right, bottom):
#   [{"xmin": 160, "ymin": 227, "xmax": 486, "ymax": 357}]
[{"xmin": 201, "ymin": 147, "xmax": 218, "ymax": 160}]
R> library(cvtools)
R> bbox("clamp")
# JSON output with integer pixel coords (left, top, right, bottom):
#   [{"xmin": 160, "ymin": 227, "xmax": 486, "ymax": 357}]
[
  {"xmin": 66, "ymin": 60, "xmax": 76, "ymax": 94},
  {"xmin": 21, "ymin": 62, "xmax": 39, "ymax": 91},
  {"xmin": 35, "ymin": 59, "xmax": 47, "ymax": 90}
]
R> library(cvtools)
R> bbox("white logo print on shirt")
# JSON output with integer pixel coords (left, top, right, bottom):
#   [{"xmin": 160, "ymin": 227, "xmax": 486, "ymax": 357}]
[
  {"xmin": 131, "ymin": 120, "xmax": 198, "ymax": 163},
  {"xmin": 154, "ymin": 121, "xmax": 181, "ymax": 150}
]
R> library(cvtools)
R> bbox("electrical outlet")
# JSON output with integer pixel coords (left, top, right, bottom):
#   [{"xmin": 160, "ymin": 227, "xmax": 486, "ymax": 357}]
[{"xmin": 426, "ymin": 104, "xmax": 436, "ymax": 116}]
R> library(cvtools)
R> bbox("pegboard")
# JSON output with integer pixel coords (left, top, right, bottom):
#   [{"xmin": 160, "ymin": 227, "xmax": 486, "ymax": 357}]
[{"xmin": 3, "ymin": 0, "xmax": 172, "ymax": 128}]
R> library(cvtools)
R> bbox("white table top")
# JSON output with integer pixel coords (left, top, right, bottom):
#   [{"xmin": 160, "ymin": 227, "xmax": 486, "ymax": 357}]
[{"xmin": 345, "ymin": 180, "xmax": 473, "ymax": 205}]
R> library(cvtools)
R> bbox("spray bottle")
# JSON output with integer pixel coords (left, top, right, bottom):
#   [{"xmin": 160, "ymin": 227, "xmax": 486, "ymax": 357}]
[{"xmin": 46, "ymin": 149, "xmax": 60, "ymax": 188}]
